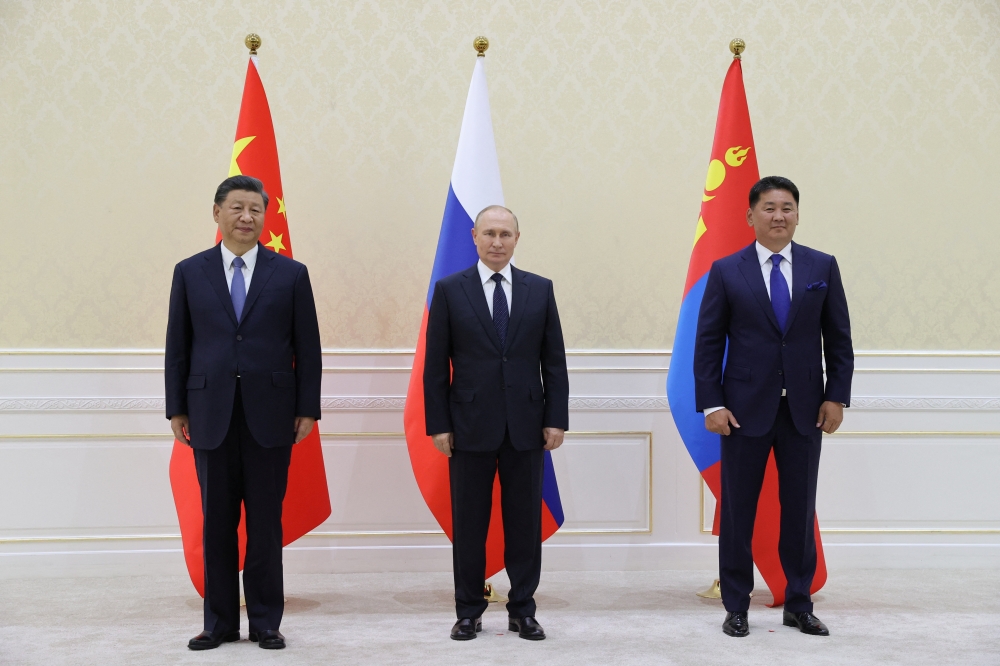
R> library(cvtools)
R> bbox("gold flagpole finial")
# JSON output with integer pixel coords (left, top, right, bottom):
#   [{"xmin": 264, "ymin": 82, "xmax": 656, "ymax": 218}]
[
  {"xmin": 729, "ymin": 38, "xmax": 745, "ymax": 60},
  {"xmin": 245, "ymin": 33, "xmax": 262, "ymax": 55},
  {"xmin": 474, "ymin": 36, "xmax": 489, "ymax": 57}
]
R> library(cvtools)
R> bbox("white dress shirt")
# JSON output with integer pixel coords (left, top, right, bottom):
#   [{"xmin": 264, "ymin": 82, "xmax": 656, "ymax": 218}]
[
  {"xmin": 704, "ymin": 242, "xmax": 794, "ymax": 416},
  {"xmin": 220, "ymin": 242, "xmax": 258, "ymax": 295},
  {"xmin": 477, "ymin": 259, "xmax": 513, "ymax": 317},
  {"xmin": 756, "ymin": 241, "xmax": 793, "ymax": 300}
]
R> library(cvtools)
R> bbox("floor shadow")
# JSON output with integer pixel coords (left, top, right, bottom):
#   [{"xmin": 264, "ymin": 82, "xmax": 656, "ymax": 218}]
[
  {"xmin": 284, "ymin": 596, "xmax": 322, "ymax": 613},
  {"xmin": 392, "ymin": 588, "xmax": 455, "ymax": 612}
]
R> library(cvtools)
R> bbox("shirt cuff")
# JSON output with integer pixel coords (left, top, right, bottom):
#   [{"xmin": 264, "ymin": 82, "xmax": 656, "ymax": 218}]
[{"xmin": 703, "ymin": 406, "xmax": 725, "ymax": 416}]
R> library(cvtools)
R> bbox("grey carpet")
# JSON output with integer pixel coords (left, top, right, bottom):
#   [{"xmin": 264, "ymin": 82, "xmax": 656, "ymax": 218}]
[{"xmin": 1, "ymin": 569, "xmax": 997, "ymax": 665}]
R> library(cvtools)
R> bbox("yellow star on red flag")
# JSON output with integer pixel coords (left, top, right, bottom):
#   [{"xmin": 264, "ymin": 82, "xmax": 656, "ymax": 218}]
[{"xmin": 264, "ymin": 230, "xmax": 286, "ymax": 253}]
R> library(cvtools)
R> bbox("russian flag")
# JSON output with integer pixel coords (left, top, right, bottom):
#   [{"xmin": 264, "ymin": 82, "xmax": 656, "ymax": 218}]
[
  {"xmin": 403, "ymin": 47, "xmax": 564, "ymax": 581},
  {"xmin": 666, "ymin": 54, "xmax": 826, "ymax": 606}
]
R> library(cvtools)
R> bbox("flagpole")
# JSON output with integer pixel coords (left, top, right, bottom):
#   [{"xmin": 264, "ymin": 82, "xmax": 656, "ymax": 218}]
[
  {"xmin": 695, "ymin": 37, "xmax": 746, "ymax": 603},
  {"xmin": 467, "ymin": 32, "xmax": 510, "ymax": 606}
]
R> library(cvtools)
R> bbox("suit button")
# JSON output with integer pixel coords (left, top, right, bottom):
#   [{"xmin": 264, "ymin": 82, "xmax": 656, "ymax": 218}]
[
  {"xmin": 500, "ymin": 385, "xmax": 506, "ymax": 390},
  {"xmin": 503, "ymin": 357, "xmax": 508, "ymax": 362},
  {"xmin": 782, "ymin": 341, "xmax": 786, "ymax": 347},
  {"xmin": 231, "ymin": 371, "xmax": 237, "ymax": 378},
  {"xmin": 778, "ymin": 370, "xmax": 783, "ymax": 375},
  {"xmin": 236, "ymin": 335, "xmax": 243, "ymax": 341}
]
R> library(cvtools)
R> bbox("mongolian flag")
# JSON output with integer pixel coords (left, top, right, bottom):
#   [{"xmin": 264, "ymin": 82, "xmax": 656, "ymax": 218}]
[
  {"xmin": 403, "ymin": 46, "xmax": 565, "ymax": 581},
  {"xmin": 168, "ymin": 50, "xmax": 332, "ymax": 596},
  {"xmin": 666, "ymin": 49, "xmax": 827, "ymax": 606}
]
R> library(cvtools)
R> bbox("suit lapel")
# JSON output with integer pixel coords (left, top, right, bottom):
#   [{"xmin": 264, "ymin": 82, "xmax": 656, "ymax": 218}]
[
  {"xmin": 460, "ymin": 265, "xmax": 504, "ymax": 353},
  {"xmin": 504, "ymin": 266, "xmax": 531, "ymax": 349},
  {"xmin": 201, "ymin": 243, "xmax": 239, "ymax": 326},
  {"xmin": 737, "ymin": 243, "xmax": 782, "ymax": 333},
  {"xmin": 239, "ymin": 243, "xmax": 277, "ymax": 327},
  {"xmin": 783, "ymin": 242, "xmax": 812, "ymax": 333}
]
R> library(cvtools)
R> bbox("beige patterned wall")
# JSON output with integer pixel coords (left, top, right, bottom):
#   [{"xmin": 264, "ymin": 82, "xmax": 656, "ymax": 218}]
[{"xmin": 1, "ymin": 0, "xmax": 998, "ymax": 349}]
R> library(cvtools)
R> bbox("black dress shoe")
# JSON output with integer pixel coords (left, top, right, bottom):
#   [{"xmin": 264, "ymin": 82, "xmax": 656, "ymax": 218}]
[
  {"xmin": 187, "ymin": 630, "xmax": 239, "ymax": 650},
  {"xmin": 249, "ymin": 629, "xmax": 286, "ymax": 649},
  {"xmin": 783, "ymin": 610, "xmax": 830, "ymax": 636},
  {"xmin": 450, "ymin": 617, "xmax": 482, "ymax": 641},
  {"xmin": 722, "ymin": 612, "xmax": 749, "ymax": 637},
  {"xmin": 509, "ymin": 616, "xmax": 546, "ymax": 640}
]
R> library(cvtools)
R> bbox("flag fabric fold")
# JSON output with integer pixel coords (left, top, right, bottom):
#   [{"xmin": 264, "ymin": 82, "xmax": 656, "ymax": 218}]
[
  {"xmin": 403, "ymin": 56, "xmax": 564, "ymax": 580},
  {"xmin": 169, "ymin": 56, "xmax": 332, "ymax": 596},
  {"xmin": 666, "ymin": 57, "xmax": 827, "ymax": 607}
]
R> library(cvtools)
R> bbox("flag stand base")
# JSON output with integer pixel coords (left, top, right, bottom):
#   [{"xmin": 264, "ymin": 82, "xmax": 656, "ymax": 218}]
[
  {"xmin": 696, "ymin": 579, "xmax": 722, "ymax": 599},
  {"xmin": 484, "ymin": 583, "xmax": 508, "ymax": 603},
  {"xmin": 695, "ymin": 579, "xmax": 751, "ymax": 600}
]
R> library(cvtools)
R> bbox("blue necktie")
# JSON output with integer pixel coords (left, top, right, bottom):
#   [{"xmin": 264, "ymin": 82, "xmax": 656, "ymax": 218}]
[
  {"xmin": 491, "ymin": 273, "xmax": 509, "ymax": 348},
  {"xmin": 231, "ymin": 256, "xmax": 246, "ymax": 323},
  {"xmin": 770, "ymin": 253, "xmax": 790, "ymax": 332}
]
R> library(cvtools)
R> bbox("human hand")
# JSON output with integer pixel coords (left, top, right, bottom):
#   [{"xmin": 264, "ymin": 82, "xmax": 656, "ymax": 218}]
[
  {"xmin": 294, "ymin": 416, "xmax": 316, "ymax": 443},
  {"xmin": 171, "ymin": 415, "xmax": 191, "ymax": 444},
  {"xmin": 543, "ymin": 427, "xmax": 565, "ymax": 451},
  {"xmin": 816, "ymin": 401, "xmax": 844, "ymax": 434},
  {"xmin": 432, "ymin": 432, "xmax": 454, "ymax": 457},
  {"xmin": 705, "ymin": 409, "xmax": 740, "ymax": 436}
]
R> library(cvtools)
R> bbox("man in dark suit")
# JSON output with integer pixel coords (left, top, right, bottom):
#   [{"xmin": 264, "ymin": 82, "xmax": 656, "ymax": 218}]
[
  {"xmin": 165, "ymin": 175, "xmax": 322, "ymax": 651},
  {"xmin": 694, "ymin": 176, "xmax": 853, "ymax": 638},
  {"xmin": 423, "ymin": 205, "xmax": 569, "ymax": 642}
]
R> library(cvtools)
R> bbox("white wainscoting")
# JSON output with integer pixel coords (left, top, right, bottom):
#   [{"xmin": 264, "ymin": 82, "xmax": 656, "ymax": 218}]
[{"xmin": 0, "ymin": 349, "xmax": 998, "ymax": 577}]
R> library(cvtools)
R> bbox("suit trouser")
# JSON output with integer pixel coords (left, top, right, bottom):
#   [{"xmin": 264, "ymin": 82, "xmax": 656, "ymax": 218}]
[
  {"xmin": 449, "ymin": 431, "xmax": 544, "ymax": 620},
  {"xmin": 719, "ymin": 397, "xmax": 822, "ymax": 614},
  {"xmin": 194, "ymin": 381, "xmax": 292, "ymax": 634}
]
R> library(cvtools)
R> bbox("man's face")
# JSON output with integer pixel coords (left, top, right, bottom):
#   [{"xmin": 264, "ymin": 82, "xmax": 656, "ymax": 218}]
[
  {"xmin": 747, "ymin": 188, "xmax": 798, "ymax": 250},
  {"xmin": 472, "ymin": 209, "xmax": 519, "ymax": 271},
  {"xmin": 214, "ymin": 189, "xmax": 265, "ymax": 250}
]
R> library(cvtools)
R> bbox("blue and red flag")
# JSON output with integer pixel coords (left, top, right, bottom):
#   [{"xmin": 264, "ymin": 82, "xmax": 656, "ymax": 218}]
[
  {"xmin": 666, "ymin": 53, "xmax": 827, "ymax": 606},
  {"xmin": 403, "ymin": 48, "xmax": 564, "ymax": 580}
]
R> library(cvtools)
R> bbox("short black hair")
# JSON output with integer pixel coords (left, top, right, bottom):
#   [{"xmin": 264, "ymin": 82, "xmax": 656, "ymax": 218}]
[
  {"xmin": 749, "ymin": 176, "xmax": 799, "ymax": 208},
  {"xmin": 214, "ymin": 175, "xmax": 269, "ymax": 210}
]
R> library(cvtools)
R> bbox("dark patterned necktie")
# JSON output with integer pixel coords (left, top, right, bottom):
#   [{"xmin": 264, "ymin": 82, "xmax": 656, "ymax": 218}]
[
  {"xmin": 770, "ymin": 254, "xmax": 790, "ymax": 332},
  {"xmin": 491, "ymin": 273, "xmax": 508, "ymax": 347}
]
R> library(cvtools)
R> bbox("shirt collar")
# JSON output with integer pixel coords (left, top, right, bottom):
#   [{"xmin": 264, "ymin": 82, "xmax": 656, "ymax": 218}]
[
  {"xmin": 221, "ymin": 242, "xmax": 259, "ymax": 271},
  {"xmin": 477, "ymin": 259, "xmax": 512, "ymax": 286},
  {"xmin": 755, "ymin": 241, "xmax": 792, "ymax": 267}
]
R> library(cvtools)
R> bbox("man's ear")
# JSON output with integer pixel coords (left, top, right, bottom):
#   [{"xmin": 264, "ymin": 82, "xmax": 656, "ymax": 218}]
[
  {"xmin": 746, "ymin": 207, "xmax": 753, "ymax": 226},
  {"xmin": 213, "ymin": 204, "xmax": 221, "ymax": 224}
]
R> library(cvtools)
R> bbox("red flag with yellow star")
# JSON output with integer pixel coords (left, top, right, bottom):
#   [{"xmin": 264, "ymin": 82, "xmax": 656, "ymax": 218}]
[{"xmin": 168, "ymin": 54, "xmax": 331, "ymax": 596}]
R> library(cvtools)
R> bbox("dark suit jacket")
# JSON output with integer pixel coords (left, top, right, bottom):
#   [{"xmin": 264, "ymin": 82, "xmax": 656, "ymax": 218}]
[
  {"xmin": 694, "ymin": 241, "xmax": 853, "ymax": 437},
  {"xmin": 165, "ymin": 242, "xmax": 322, "ymax": 450},
  {"xmin": 423, "ymin": 264, "xmax": 569, "ymax": 452}
]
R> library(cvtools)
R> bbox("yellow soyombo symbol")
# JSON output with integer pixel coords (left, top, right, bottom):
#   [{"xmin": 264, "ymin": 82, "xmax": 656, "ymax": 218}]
[
  {"xmin": 696, "ymin": 144, "xmax": 753, "ymax": 242},
  {"xmin": 725, "ymin": 146, "xmax": 752, "ymax": 167},
  {"xmin": 228, "ymin": 136, "xmax": 256, "ymax": 177},
  {"xmin": 702, "ymin": 160, "xmax": 726, "ymax": 201}
]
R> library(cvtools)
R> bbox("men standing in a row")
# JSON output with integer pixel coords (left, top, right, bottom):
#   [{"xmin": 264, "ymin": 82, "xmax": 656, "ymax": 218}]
[
  {"xmin": 166, "ymin": 175, "xmax": 323, "ymax": 650},
  {"xmin": 694, "ymin": 177, "xmax": 854, "ymax": 637},
  {"xmin": 423, "ymin": 205, "xmax": 569, "ymax": 641}
]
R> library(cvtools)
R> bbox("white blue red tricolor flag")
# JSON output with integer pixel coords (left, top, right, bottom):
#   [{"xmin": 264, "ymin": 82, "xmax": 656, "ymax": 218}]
[
  {"xmin": 666, "ymin": 56, "xmax": 827, "ymax": 606},
  {"xmin": 404, "ymin": 52, "xmax": 564, "ymax": 579}
]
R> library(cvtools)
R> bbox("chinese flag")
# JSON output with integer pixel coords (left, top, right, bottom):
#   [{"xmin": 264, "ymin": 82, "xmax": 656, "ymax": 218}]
[{"xmin": 168, "ymin": 54, "xmax": 331, "ymax": 596}]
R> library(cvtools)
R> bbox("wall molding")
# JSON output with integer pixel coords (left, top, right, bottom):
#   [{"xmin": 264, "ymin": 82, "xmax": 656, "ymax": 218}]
[{"xmin": 3, "ymin": 395, "xmax": 999, "ymax": 412}]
